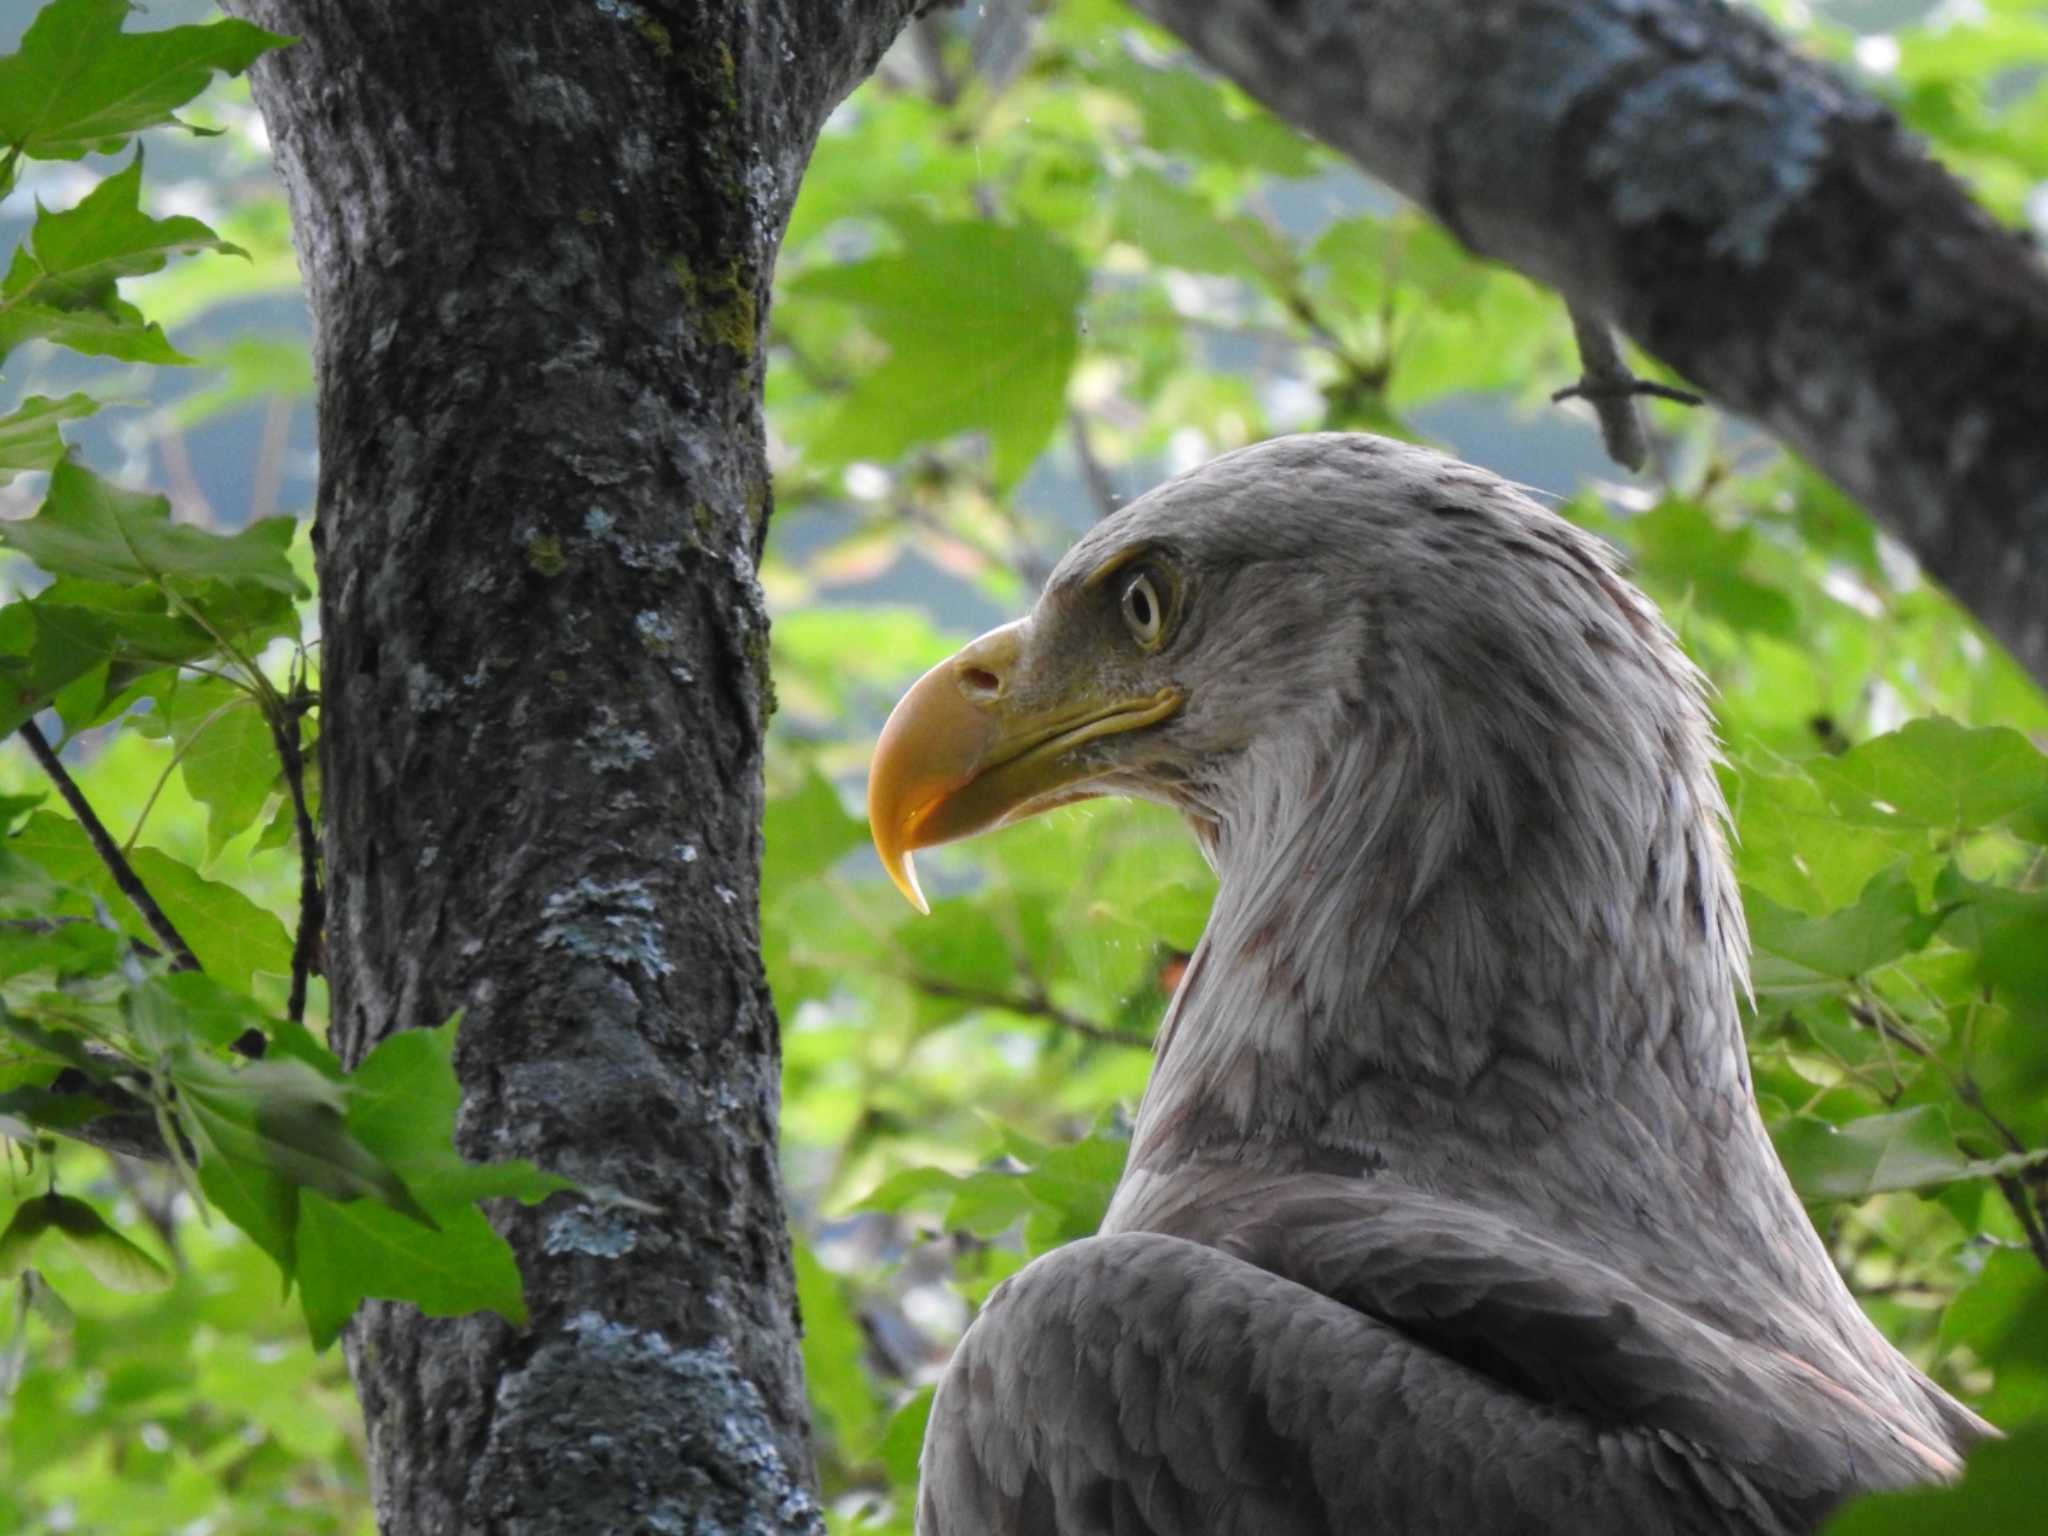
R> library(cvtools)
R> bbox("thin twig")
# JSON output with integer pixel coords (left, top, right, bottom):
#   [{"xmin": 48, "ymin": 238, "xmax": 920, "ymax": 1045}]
[
  {"xmin": 1850, "ymin": 993, "xmax": 2048, "ymax": 1271},
  {"xmin": 1278, "ymin": 286, "xmax": 1387, "ymax": 397},
  {"xmin": 909, "ymin": 13, "xmax": 961, "ymax": 106},
  {"xmin": 157, "ymin": 427, "xmax": 221, "ymax": 531},
  {"xmin": 766, "ymin": 326, "xmax": 848, "ymax": 393},
  {"xmin": 108, "ymin": 1154, "xmax": 183, "ymax": 1262},
  {"xmin": 1955, "ymin": 1074, "xmax": 2048, "ymax": 1271},
  {"xmin": 907, "ymin": 974, "xmax": 1154, "ymax": 1050},
  {"xmin": 270, "ymin": 674, "xmax": 323, "ymax": 1027},
  {"xmin": 0, "ymin": 916, "xmax": 94, "ymax": 935},
  {"xmin": 1553, "ymin": 304, "xmax": 1703, "ymax": 473},
  {"xmin": 1996, "ymin": 1174, "xmax": 2048, "ymax": 1270},
  {"xmin": 125, "ymin": 693, "xmax": 247, "ymax": 853},
  {"xmin": 248, "ymin": 396, "xmax": 292, "ymax": 525},
  {"xmin": 18, "ymin": 721, "xmax": 199, "ymax": 974}
]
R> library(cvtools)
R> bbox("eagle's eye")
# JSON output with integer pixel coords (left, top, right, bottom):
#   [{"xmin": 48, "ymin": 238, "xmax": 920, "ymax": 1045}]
[{"xmin": 1121, "ymin": 570, "xmax": 1165, "ymax": 650}]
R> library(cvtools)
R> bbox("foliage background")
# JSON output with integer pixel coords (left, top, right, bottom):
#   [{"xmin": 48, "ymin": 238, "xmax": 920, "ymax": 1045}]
[{"xmin": 2, "ymin": 0, "xmax": 2047, "ymax": 1531}]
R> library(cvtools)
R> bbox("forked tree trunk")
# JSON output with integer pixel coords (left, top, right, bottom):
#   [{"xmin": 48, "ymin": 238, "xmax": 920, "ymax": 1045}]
[{"xmin": 223, "ymin": 4, "xmax": 911, "ymax": 1529}]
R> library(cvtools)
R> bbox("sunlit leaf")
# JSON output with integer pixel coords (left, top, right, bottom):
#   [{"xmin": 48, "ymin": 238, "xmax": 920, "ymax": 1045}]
[
  {"xmin": 294, "ymin": 1194, "xmax": 525, "ymax": 1351},
  {"xmin": 40, "ymin": 1192, "xmax": 172, "ymax": 1292},
  {"xmin": 795, "ymin": 1239, "xmax": 881, "ymax": 1453},
  {"xmin": 0, "ymin": 600, "xmax": 123, "ymax": 735},
  {"xmin": 13, "ymin": 810, "xmax": 292, "ymax": 988},
  {"xmin": 0, "ymin": 294, "xmax": 185, "ymax": 364},
  {"xmin": 0, "ymin": 1083, "xmax": 108, "ymax": 1130},
  {"xmin": 792, "ymin": 215, "xmax": 1085, "ymax": 489},
  {"xmin": 1110, "ymin": 169, "xmax": 1284, "ymax": 284},
  {"xmin": 171, "ymin": 1047, "xmax": 433, "ymax": 1227},
  {"xmin": 1728, "ymin": 765, "xmax": 1926, "ymax": 913},
  {"xmin": 763, "ymin": 764, "xmax": 867, "ymax": 905},
  {"xmin": 857, "ymin": 1127, "xmax": 1126, "ymax": 1251},
  {"xmin": 1624, "ymin": 500, "xmax": 1798, "ymax": 637},
  {"xmin": 0, "ymin": 1195, "xmax": 55, "ymax": 1279},
  {"xmin": 4, "ymin": 154, "xmax": 244, "ymax": 308},
  {"xmin": 145, "ymin": 675, "xmax": 279, "ymax": 858},
  {"xmin": 0, "ymin": 916, "xmax": 120, "ymax": 982},
  {"xmin": 874, "ymin": 1386, "xmax": 934, "ymax": 1490},
  {"xmin": 0, "ymin": 1194, "xmax": 170, "ymax": 1293},
  {"xmin": 166, "ymin": 334, "xmax": 313, "ymax": 430},
  {"xmin": 0, "ymin": 0, "xmax": 288, "ymax": 163},
  {"xmin": 340, "ymin": 1017, "xmax": 571, "ymax": 1210},
  {"xmin": 0, "ymin": 458, "xmax": 305, "ymax": 595},
  {"xmin": 0, "ymin": 588, "xmax": 222, "ymax": 735},
  {"xmin": 0, "ymin": 392, "xmax": 96, "ymax": 483},
  {"xmin": 1745, "ymin": 864, "xmax": 1943, "ymax": 985},
  {"xmin": 1938, "ymin": 1249, "xmax": 2048, "ymax": 1427},
  {"xmin": 131, "ymin": 971, "xmax": 271, "ymax": 1053},
  {"xmin": 1936, "ymin": 863, "xmax": 2048, "ymax": 1028},
  {"xmin": 1772, "ymin": 1106, "xmax": 1969, "ymax": 1202},
  {"xmin": 275, "ymin": 1018, "xmax": 566, "ymax": 1346},
  {"xmin": 1085, "ymin": 53, "xmax": 1321, "ymax": 179},
  {"xmin": 1810, "ymin": 717, "xmax": 2048, "ymax": 834},
  {"xmin": 1825, "ymin": 1424, "xmax": 2048, "ymax": 1532}
]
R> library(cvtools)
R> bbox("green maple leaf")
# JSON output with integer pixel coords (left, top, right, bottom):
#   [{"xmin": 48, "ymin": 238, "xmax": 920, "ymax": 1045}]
[{"xmin": 0, "ymin": 0, "xmax": 288, "ymax": 172}]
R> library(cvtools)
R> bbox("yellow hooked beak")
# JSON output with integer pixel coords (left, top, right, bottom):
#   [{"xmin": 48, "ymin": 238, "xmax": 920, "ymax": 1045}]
[{"xmin": 867, "ymin": 619, "xmax": 1183, "ymax": 912}]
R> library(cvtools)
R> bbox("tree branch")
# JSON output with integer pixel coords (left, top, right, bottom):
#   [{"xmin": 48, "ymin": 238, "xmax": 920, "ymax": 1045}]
[
  {"xmin": 1996, "ymin": 1173, "xmax": 2048, "ymax": 1273},
  {"xmin": 1956, "ymin": 1072, "xmax": 2048, "ymax": 1273},
  {"xmin": 1135, "ymin": 0, "xmax": 2048, "ymax": 685},
  {"xmin": 906, "ymin": 974, "xmax": 1155, "ymax": 1050},
  {"xmin": 17, "ymin": 721, "xmax": 200, "ymax": 974}
]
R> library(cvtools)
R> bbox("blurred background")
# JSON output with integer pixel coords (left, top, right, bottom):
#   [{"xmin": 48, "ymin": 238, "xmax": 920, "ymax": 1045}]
[{"xmin": 5, "ymin": 1, "xmax": 2048, "ymax": 1531}]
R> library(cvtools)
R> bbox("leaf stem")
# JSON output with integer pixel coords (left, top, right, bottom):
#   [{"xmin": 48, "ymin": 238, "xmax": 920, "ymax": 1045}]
[
  {"xmin": 124, "ymin": 692, "xmax": 249, "ymax": 852},
  {"xmin": 17, "ymin": 720, "xmax": 199, "ymax": 974}
]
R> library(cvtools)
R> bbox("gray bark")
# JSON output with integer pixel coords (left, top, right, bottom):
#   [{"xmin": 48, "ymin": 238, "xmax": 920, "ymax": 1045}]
[
  {"xmin": 220, "ymin": 3, "xmax": 914, "ymax": 1531},
  {"xmin": 1136, "ymin": 0, "xmax": 2048, "ymax": 685}
]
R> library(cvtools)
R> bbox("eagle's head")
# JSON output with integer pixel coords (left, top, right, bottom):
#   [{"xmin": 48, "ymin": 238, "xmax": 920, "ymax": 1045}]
[
  {"xmin": 869, "ymin": 433, "xmax": 1783, "ymax": 1260},
  {"xmin": 870, "ymin": 433, "xmax": 1719, "ymax": 935}
]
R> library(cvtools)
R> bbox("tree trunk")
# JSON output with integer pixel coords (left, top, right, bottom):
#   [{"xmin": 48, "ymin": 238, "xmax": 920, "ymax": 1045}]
[
  {"xmin": 221, "ymin": 4, "xmax": 912, "ymax": 1530},
  {"xmin": 1137, "ymin": 0, "xmax": 2048, "ymax": 686}
]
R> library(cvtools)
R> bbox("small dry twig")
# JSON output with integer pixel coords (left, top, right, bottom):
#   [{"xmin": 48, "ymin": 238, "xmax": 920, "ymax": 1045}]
[
  {"xmin": 1553, "ymin": 304, "xmax": 1702, "ymax": 473},
  {"xmin": 270, "ymin": 670, "xmax": 323, "ymax": 1027},
  {"xmin": 18, "ymin": 721, "xmax": 199, "ymax": 975}
]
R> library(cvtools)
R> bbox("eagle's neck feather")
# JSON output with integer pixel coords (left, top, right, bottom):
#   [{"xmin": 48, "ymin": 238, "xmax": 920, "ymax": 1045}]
[{"xmin": 1126, "ymin": 618, "xmax": 1774, "ymax": 1234}]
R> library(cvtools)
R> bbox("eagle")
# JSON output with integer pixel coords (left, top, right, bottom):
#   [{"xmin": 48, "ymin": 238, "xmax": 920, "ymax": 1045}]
[{"xmin": 864, "ymin": 434, "xmax": 1989, "ymax": 1535}]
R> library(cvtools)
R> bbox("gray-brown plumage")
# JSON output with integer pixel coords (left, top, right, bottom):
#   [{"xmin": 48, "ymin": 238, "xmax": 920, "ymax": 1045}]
[{"xmin": 866, "ymin": 433, "xmax": 1989, "ymax": 1535}]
